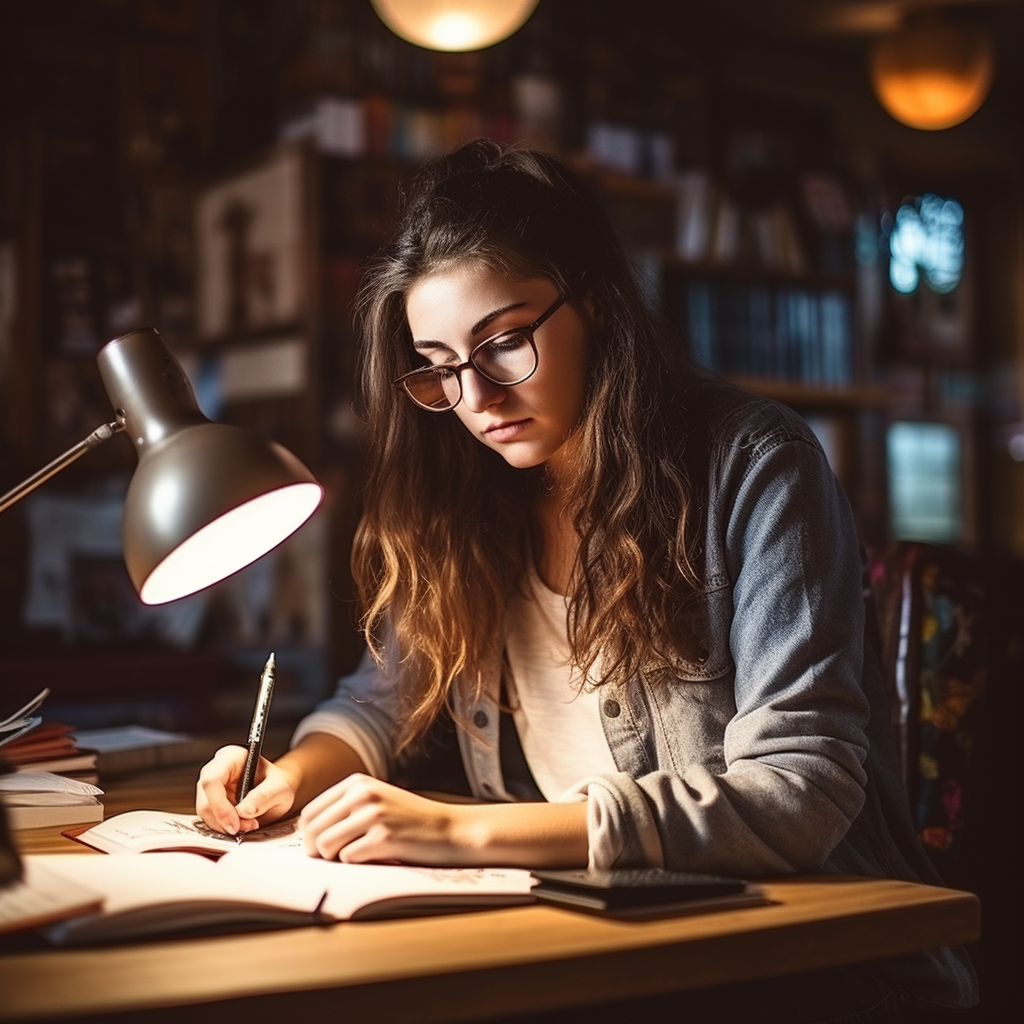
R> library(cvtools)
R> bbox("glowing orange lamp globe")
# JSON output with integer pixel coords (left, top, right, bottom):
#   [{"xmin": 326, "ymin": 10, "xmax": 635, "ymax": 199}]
[{"xmin": 870, "ymin": 15, "xmax": 995, "ymax": 130}]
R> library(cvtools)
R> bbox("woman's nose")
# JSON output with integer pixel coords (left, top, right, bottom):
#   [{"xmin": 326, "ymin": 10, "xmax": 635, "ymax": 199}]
[{"xmin": 459, "ymin": 366, "xmax": 505, "ymax": 412}]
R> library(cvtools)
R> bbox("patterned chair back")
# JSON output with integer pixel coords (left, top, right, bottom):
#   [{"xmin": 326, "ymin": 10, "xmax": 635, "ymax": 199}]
[{"xmin": 868, "ymin": 542, "xmax": 989, "ymax": 886}]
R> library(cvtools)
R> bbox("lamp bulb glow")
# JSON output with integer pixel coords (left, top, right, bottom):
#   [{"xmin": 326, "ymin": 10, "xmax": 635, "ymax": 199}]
[
  {"xmin": 138, "ymin": 482, "xmax": 323, "ymax": 605},
  {"xmin": 370, "ymin": 0, "xmax": 539, "ymax": 52}
]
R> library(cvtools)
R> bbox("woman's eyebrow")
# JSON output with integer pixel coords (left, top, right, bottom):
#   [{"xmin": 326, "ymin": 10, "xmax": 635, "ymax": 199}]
[
  {"xmin": 469, "ymin": 301, "xmax": 527, "ymax": 337},
  {"xmin": 411, "ymin": 301, "xmax": 531, "ymax": 350},
  {"xmin": 412, "ymin": 339, "xmax": 455, "ymax": 353}
]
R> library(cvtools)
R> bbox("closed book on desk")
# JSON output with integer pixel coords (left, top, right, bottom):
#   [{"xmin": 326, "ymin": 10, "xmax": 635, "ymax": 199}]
[
  {"xmin": 0, "ymin": 722, "xmax": 78, "ymax": 763},
  {"xmin": 29, "ymin": 849, "xmax": 536, "ymax": 945},
  {"xmin": 0, "ymin": 771, "xmax": 103, "ymax": 830},
  {"xmin": 13, "ymin": 754, "xmax": 99, "ymax": 777},
  {"xmin": 4, "ymin": 801, "xmax": 103, "ymax": 830},
  {"xmin": 3, "ymin": 721, "xmax": 99, "ymax": 780},
  {"xmin": 71, "ymin": 726, "xmax": 216, "ymax": 778}
]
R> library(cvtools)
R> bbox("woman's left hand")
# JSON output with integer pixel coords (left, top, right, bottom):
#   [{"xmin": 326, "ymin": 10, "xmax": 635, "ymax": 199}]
[
  {"xmin": 299, "ymin": 773, "xmax": 590, "ymax": 867},
  {"xmin": 299, "ymin": 773, "xmax": 465, "ymax": 864}
]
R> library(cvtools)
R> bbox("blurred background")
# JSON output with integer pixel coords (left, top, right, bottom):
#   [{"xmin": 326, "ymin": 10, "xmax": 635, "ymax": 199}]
[
  {"xmin": 0, "ymin": 3, "xmax": 1020, "ymax": 1015},
  {"xmin": 0, "ymin": 0, "xmax": 1021, "ymax": 721}
]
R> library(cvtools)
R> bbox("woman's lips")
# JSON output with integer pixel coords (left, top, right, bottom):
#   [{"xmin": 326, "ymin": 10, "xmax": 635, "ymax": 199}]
[{"xmin": 484, "ymin": 419, "xmax": 531, "ymax": 442}]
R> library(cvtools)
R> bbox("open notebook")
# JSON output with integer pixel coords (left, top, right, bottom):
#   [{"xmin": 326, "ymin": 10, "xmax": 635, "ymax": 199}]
[
  {"xmin": 19, "ymin": 848, "xmax": 537, "ymax": 945},
  {"xmin": 1, "ymin": 859, "xmax": 103, "ymax": 936}
]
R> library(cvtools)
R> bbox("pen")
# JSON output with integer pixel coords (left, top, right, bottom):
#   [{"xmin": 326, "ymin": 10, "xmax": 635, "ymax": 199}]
[{"xmin": 238, "ymin": 652, "xmax": 276, "ymax": 806}]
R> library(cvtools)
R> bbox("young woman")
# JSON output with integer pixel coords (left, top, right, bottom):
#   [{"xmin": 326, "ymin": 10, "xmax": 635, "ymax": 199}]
[{"xmin": 197, "ymin": 140, "xmax": 976, "ymax": 1019}]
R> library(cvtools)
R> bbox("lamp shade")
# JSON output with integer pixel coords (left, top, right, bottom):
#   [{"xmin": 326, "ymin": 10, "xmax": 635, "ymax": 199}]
[
  {"xmin": 97, "ymin": 329, "xmax": 323, "ymax": 605},
  {"xmin": 870, "ymin": 14, "xmax": 994, "ymax": 130},
  {"xmin": 370, "ymin": 0, "xmax": 539, "ymax": 52}
]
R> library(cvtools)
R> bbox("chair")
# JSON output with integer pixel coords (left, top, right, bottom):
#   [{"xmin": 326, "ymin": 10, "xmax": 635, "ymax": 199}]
[
  {"xmin": 870, "ymin": 542, "xmax": 1022, "ymax": 1021},
  {"xmin": 868, "ymin": 542, "xmax": 989, "ymax": 887}
]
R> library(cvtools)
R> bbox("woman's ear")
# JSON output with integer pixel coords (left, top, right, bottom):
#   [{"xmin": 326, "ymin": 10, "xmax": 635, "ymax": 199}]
[{"xmin": 581, "ymin": 292, "xmax": 601, "ymax": 329}]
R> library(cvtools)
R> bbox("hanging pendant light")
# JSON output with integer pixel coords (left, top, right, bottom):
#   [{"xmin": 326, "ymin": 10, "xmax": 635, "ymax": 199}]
[
  {"xmin": 370, "ymin": 0, "xmax": 540, "ymax": 52},
  {"xmin": 869, "ymin": 11, "xmax": 995, "ymax": 130}
]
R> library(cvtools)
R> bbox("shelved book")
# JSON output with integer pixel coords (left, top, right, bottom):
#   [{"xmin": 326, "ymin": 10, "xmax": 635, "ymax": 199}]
[{"xmin": 681, "ymin": 279, "xmax": 854, "ymax": 387}]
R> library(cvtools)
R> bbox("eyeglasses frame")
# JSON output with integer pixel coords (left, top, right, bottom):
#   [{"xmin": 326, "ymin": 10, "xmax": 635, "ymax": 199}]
[{"xmin": 392, "ymin": 294, "xmax": 566, "ymax": 412}]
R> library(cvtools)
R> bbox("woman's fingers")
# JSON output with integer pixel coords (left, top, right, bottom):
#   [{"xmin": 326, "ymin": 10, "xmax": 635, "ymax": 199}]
[
  {"xmin": 299, "ymin": 775, "xmax": 370, "ymax": 857},
  {"xmin": 197, "ymin": 747, "xmax": 294, "ymax": 834},
  {"xmin": 195, "ymin": 745, "xmax": 248, "ymax": 833},
  {"xmin": 298, "ymin": 775, "xmax": 455, "ymax": 863},
  {"xmin": 233, "ymin": 763, "xmax": 283, "ymax": 831}
]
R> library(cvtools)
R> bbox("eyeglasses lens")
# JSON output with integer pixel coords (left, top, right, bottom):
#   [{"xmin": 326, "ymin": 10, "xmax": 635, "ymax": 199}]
[
  {"xmin": 404, "ymin": 330, "xmax": 536, "ymax": 411},
  {"xmin": 404, "ymin": 370, "xmax": 459, "ymax": 410},
  {"xmin": 473, "ymin": 331, "xmax": 535, "ymax": 384}
]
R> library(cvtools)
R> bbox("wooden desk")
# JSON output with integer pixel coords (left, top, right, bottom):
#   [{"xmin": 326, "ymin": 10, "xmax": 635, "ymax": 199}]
[{"xmin": 0, "ymin": 765, "xmax": 981, "ymax": 1024}]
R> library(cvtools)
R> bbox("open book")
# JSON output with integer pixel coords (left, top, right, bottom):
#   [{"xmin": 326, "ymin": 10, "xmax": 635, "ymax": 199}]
[
  {"xmin": 0, "ymin": 859, "xmax": 104, "ymax": 936},
  {"xmin": 67, "ymin": 809, "xmax": 303, "ymax": 856},
  {"xmin": 36, "ymin": 811, "xmax": 764, "ymax": 943},
  {"xmin": 28, "ymin": 848, "xmax": 537, "ymax": 945}
]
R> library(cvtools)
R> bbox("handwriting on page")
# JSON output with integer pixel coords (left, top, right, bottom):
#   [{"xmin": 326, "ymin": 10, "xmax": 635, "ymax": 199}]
[{"xmin": 135, "ymin": 816, "xmax": 302, "ymax": 846}]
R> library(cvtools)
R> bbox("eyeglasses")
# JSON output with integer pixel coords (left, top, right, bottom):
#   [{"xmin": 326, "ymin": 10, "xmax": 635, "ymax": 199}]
[{"xmin": 392, "ymin": 295, "xmax": 565, "ymax": 412}]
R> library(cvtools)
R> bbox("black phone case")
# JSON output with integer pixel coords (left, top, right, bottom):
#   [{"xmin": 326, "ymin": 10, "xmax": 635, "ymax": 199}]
[{"xmin": 530, "ymin": 868, "xmax": 747, "ymax": 910}]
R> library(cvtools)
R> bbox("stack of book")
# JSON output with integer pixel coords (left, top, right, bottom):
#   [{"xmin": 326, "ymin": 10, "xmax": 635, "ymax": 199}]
[
  {"xmin": 0, "ymin": 689, "xmax": 103, "ymax": 830},
  {"xmin": 2, "ymin": 722, "xmax": 99, "ymax": 783}
]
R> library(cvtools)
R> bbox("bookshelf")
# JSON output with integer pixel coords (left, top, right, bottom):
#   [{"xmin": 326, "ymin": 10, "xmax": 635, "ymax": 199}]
[
  {"xmin": 9, "ymin": 1, "xmax": 1012, "ymax": 664},
  {"xmin": 665, "ymin": 260, "xmax": 887, "ymax": 539},
  {"xmin": 583, "ymin": 157, "xmax": 889, "ymax": 542},
  {"xmin": 667, "ymin": 263, "xmax": 857, "ymax": 388}
]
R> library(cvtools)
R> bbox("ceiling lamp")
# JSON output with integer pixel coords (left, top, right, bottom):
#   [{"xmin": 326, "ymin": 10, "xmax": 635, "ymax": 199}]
[
  {"xmin": 370, "ymin": 0, "xmax": 540, "ymax": 52},
  {"xmin": 869, "ymin": 11, "xmax": 995, "ymax": 130}
]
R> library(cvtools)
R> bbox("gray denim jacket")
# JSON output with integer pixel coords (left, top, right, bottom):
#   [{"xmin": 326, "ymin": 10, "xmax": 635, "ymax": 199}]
[{"xmin": 293, "ymin": 378, "xmax": 977, "ymax": 1009}]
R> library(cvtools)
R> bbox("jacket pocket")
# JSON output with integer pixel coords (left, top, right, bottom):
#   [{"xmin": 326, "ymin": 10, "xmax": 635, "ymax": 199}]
[{"xmin": 673, "ymin": 582, "xmax": 734, "ymax": 681}]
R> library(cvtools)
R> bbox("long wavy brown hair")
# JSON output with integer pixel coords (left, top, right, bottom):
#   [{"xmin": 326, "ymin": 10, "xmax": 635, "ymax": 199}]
[{"xmin": 351, "ymin": 140, "xmax": 708, "ymax": 750}]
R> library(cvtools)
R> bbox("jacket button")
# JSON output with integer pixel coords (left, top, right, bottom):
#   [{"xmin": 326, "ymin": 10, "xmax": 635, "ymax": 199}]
[
  {"xmin": 697, "ymin": 646, "xmax": 710, "ymax": 663},
  {"xmin": 473, "ymin": 710, "xmax": 489, "ymax": 728},
  {"xmin": 602, "ymin": 699, "xmax": 621, "ymax": 718}
]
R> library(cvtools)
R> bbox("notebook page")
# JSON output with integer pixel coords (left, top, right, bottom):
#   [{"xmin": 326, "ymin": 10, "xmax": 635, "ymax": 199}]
[{"xmin": 0, "ymin": 859, "xmax": 103, "ymax": 935}]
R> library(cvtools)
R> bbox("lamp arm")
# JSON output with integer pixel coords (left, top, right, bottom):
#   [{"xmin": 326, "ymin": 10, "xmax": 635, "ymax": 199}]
[{"xmin": 0, "ymin": 414, "xmax": 126, "ymax": 515}]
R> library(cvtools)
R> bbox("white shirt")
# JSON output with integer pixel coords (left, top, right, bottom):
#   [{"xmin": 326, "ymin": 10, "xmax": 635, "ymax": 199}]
[{"xmin": 504, "ymin": 565, "xmax": 618, "ymax": 801}]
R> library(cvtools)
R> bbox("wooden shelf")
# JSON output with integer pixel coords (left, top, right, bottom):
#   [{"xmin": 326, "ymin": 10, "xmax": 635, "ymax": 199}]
[
  {"xmin": 661, "ymin": 256, "xmax": 855, "ymax": 293},
  {"xmin": 727, "ymin": 376, "xmax": 891, "ymax": 410}
]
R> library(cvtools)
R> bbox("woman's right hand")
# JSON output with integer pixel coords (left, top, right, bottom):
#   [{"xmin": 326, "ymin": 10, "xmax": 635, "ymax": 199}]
[{"xmin": 195, "ymin": 745, "xmax": 299, "ymax": 836}]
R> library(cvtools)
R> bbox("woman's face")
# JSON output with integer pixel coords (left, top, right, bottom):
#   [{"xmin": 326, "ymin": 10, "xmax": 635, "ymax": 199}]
[{"xmin": 405, "ymin": 265, "xmax": 590, "ymax": 475}]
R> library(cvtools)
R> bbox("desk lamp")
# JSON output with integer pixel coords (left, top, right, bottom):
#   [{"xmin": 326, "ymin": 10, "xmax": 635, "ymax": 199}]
[
  {"xmin": 0, "ymin": 328, "xmax": 324, "ymax": 603},
  {"xmin": 0, "ymin": 329, "xmax": 324, "ymax": 883},
  {"xmin": 1, "ymin": 328, "xmax": 323, "ymax": 883}
]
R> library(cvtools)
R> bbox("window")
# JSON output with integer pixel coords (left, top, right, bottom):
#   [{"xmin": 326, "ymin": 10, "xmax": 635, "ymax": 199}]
[
  {"xmin": 887, "ymin": 421, "xmax": 963, "ymax": 543},
  {"xmin": 887, "ymin": 193, "xmax": 965, "ymax": 296}
]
